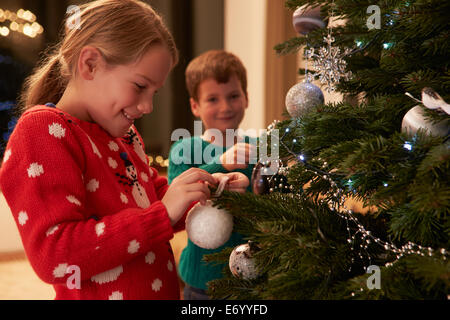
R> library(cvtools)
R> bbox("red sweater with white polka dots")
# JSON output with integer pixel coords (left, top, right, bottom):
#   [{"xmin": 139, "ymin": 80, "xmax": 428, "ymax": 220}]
[{"xmin": 0, "ymin": 106, "xmax": 187, "ymax": 300}]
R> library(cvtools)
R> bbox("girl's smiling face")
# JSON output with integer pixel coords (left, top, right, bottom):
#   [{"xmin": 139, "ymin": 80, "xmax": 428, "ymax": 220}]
[{"xmin": 77, "ymin": 44, "xmax": 173, "ymax": 137}]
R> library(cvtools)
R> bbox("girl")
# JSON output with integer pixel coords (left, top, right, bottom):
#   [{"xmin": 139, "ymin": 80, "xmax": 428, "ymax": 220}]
[{"xmin": 0, "ymin": 0, "xmax": 248, "ymax": 300}]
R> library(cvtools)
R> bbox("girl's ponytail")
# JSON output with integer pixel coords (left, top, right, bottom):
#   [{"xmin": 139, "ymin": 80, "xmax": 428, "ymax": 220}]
[{"xmin": 19, "ymin": 51, "xmax": 67, "ymax": 112}]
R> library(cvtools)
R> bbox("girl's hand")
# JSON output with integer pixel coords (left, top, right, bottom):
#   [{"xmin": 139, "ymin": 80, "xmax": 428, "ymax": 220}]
[
  {"xmin": 212, "ymin": 172, "xmax": 249, "ymax": 194},
  {"xmin": 162, "ymin": 168, "xmax": 216, "ymax": 225}
]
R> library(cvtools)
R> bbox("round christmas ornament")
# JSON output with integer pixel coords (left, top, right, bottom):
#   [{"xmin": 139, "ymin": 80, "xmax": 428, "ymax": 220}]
[
  {"xmin": 185, "ymin": 177, "xmax": 234, "ymax": 249},
  {"xmin": 229, "ymin": 241, "xmax": 259, "ymax": 280},
  {"xmin": 401, "ymin": 105, "xmax": 449, "ymax": 137},
  {"xmin": 285, "ymin": 81, "xmax": 324, "ymax": 118},
  {"xmin": 251, "ymin": 160, "xmax": 272, "ymax": 195},
  {"xmin": 292, "ymin": 5, "xmax": 328, "ymax": 36}
]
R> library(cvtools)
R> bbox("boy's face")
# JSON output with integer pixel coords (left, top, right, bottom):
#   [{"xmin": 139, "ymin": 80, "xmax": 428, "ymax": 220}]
[{"xmin": 190, "ymin": 74, "xmax": 248, "ymax": 135}]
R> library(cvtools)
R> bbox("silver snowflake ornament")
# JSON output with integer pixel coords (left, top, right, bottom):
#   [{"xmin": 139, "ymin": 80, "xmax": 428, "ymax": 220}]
[{"xmin": 306, "ymin": 34, "xmax": 353, "ymax": 93}]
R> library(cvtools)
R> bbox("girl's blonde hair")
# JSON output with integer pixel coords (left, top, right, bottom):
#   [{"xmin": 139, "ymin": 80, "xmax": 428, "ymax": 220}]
[{"xmin": 19, "ymin": 0, "xmax": 178, "ymax": 111}]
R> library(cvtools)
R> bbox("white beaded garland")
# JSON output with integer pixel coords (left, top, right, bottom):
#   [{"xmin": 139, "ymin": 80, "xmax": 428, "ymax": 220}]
[{"xmin": 275, "ymin": 121, "xmax": 449, "ymax": 270}]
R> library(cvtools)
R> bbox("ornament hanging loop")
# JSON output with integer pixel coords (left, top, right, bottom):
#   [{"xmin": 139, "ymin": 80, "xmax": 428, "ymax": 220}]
[{"xmin": 214, "ymin": 176, "xmax": 230, "ymax": 197}]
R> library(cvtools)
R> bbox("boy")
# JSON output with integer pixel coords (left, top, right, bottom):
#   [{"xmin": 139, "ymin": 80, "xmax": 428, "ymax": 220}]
[{"xmin": 168, "ymin": 50, "xmax": 256, "ymax": 300}]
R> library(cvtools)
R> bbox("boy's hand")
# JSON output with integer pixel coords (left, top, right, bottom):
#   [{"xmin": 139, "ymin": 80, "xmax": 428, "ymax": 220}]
[
  {"xmin": 162, "ymin": 168, "xmax": 216, "ymax": 225},
  {"xmin": 219, "ymin": 143, "xmax": 256, "ymax": 171},
  {"xmin": 212, "ymin": 172, "xmax": 249, "ymax": 194}
]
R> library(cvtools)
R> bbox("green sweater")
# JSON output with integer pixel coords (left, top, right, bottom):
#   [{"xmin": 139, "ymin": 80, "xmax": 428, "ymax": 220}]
[{"xmin": 168, "ymin": 136, "xmax": 255, "ymax": 290}]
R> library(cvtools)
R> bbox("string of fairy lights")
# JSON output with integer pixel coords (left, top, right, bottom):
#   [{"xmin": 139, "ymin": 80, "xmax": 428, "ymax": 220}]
[
  {"xmin": 0, "ymin": 8, "xmax": 44, "ymax": 38},
  {"xmin": 265, "ymin": 119, "xmax": 448, "ymax": 271}
]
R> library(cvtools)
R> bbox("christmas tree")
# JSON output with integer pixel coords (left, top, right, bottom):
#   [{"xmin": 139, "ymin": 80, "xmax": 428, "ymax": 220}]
[{"xmin": 206, "ymin": 0, "xmax": 449, "ymax": 299}]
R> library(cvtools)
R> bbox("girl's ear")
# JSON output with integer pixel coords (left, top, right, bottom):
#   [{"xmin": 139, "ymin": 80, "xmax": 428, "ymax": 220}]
[
  {"xmin": 78, "ymin": 46, "xmax": 104, "ymax": 80},
  {"xmin": 245, "ymin": 92, "xmax": 249, "ymax": 109},
  {"xmin": 190, "ymin": 97, "xmax": 200, "ymax": 117}
]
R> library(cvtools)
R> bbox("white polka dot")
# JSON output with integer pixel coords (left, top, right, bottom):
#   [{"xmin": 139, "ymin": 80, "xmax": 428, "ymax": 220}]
[
  {"xmin": 167, "ymin": 260, "xmax": 173, "ymax": 272},
  {"xmin": 91, "ymin": 265, "xmax": 123, "ymax": 284},
  {"xmin": 148, "ymin": 168, "xmax": 154, "ymax": 177},
  {"xmin": 108, "ymin": 291, "xmax": 123, "ymax": 300},
  {"xmin": 95, "ymin": 222, "xmax": 105, "ymax": 236},
  {"xmin": 151, "ymin": 278, "xmax": 162, "ymax": 292},
  {"xmin": 27, "ymin": 162, "xmax": 44, "ymax": 178},
  {"xmin": 95, "ymin": 246, "xmax": 100, "ymax": 250},
  {"xmin": 108, "ymin": 157, "xmax": 118, "ymax": 169},
  {"xmin": 53, "ymin": 263, "xmax": 68, "ymax": 278},
  {"xmin": 66, "ymin": 195, "xmax": 81, "ymax": 206},
  {"xmin": 120, "ymin": 193, "xmax": 128, "ymax": 204},
  {"xmin": 3, "ymin": 149, "xmax": 11, "ymax": 163},
  {"xmin": 18, "ymin": 211, "xmax": 28, "ymax": 226},
  {"xmin": 46, "ymin": 225, "xmax": 59, "ymax": 236},
  {"xmin": 127, "ymin": 240, "xmax": 140, "ymax": 254},
  {"xmin": 108, "ymin": 141, "xmax": 119, "ymax": 152},
  {"xmin": 86, "ymin": 135, "xmax": 102, "ymax": 158},
  {"xmin": 86, "ymin": 179, "xmax": 99, "ymax": 192},
  {"xmin": 48, "ymin": 122, "xmax": 66, "ymax": 139},
  {"xmin": 140, "ymin": 172, "xmax": 149, "ymax": 182},
  {"xmin": 145, "ymin": 251, "xmax": 156, "ymax": 264}
]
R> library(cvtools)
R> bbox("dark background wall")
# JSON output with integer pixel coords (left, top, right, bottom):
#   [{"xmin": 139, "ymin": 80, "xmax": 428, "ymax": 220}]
[{"xmin": 0, "ymin": 0, "xmax": 224, "ymax": 158}]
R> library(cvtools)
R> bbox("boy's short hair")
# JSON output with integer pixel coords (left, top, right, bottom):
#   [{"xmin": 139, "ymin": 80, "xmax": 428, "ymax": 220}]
[{"xmin": 185, "ymin": 50, "xmax": 248, "ymax": 101}]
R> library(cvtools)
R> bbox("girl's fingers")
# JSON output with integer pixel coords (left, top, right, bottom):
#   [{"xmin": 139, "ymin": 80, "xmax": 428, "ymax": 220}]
[
  {"xmin": 184, "ymin": 181, "xmax": 211, "ymax": 196},
  {"xmin": 226, "ymin": 187, "xmax": 246, "ymax": 194},
  {"xmin": 211, "ymin": 172, "xmax": 228, "ymax": 183},
  {"xmin": 177, "ymin": 168, "xmax": 216, "ymax": 185},
  {"xmin": 226, "ymin": 172, "xmax": 249, "ymax": 185},
  {"xmin": 213, "ymin": 172, "xmax": 249, "ymax": 191},
  {"xmin": 187, "ymin": 191, "xmax": 209, "ymax": 205}
]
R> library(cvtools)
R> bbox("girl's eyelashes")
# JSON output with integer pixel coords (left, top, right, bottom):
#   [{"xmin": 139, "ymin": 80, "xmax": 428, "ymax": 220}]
[{"xmin": 135, "ymin": 83, "xmax": 147, "ymax": 90}]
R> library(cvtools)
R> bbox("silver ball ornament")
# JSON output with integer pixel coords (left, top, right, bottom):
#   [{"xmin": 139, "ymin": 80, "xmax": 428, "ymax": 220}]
[
  {"xmin": 229, "ymin": 242, "xmax": 259, "ymax": 280},
  {"xmin": 285, "ymin": 82, "xmax": 324, "ymax": 118},
  {"xmin": 401, "ymin": 105, "xmax": 449, "ymax": 137},
  {"xmin": 292, "ymin": 5, "xmax": 328, "ymax": 36},
  {"xmin": 186, "ymin": 200, "xmax": 233, "ymax": 249}
]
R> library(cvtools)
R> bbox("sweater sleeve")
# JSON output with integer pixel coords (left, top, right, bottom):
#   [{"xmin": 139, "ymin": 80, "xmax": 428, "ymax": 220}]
[
  {"xmin": 148, "ymin": 166, "xmax": 189, "ymax": 233},
  {"xmin": 0, "ymin": 110, "xmax": 174, "ymax": 284}
]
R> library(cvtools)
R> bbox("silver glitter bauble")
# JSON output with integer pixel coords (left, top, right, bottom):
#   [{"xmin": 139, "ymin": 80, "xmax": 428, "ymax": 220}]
[
  {"xmin": 186, "ymin": 200, "xmax": 233, "ymax": 249},
  {"xmin": 401, "ymin": 105, "xmax": 449, "ymax": 137},
  {"xmin": 285, "ymin": 82, "xmax": 324, "ymax": 118},
  {"xmin": 292, "ymin": 5, "xmax": 328, "ymax": 36},
  {"xmin": 229, "ymin": 242, "xmax": 259, "ymax": 280}
]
